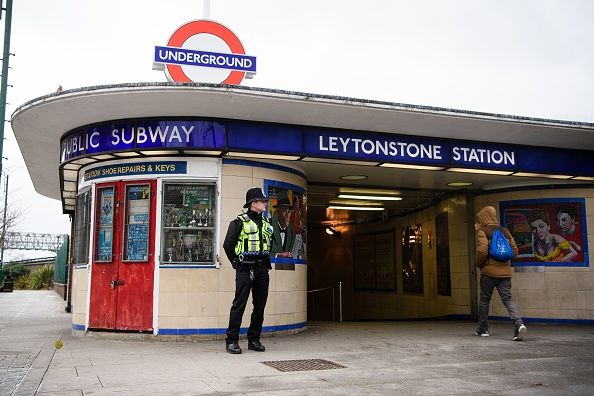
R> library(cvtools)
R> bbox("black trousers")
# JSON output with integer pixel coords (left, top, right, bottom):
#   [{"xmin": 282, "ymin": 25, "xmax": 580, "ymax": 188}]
[{"xmin": 226, "ymin": 267, "xmax": 269, "ymax": 343}]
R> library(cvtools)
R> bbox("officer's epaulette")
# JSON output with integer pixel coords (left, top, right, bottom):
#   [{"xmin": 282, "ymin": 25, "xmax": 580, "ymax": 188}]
[{"xmin": 238, "ymin": 213, "xmax": 250, "ymax": 222}]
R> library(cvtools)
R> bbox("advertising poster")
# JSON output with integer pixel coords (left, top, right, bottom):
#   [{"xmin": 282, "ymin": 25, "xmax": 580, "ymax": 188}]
[
  {"xmin": 266, "ymin": 183, "xmax": 306, "ymax": 262},
  {"xmin": 354, "ymin": 232, "xmax": 396, "ymax": 291},
  {"xmin": 500, "ymin": 198, "xmax": 588, "ymax": 267},
  {"xmin": 125, "ymin": 185, "xmax": 150, "ymax": 261}
]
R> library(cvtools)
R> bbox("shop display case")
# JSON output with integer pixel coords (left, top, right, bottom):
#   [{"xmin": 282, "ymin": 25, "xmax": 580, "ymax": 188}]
[{"xmin": 161, "ymin": 182, "xmax": 216, "ymax": 265}]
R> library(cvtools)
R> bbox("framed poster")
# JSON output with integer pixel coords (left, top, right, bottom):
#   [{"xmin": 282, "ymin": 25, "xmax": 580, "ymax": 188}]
[
  {"xmin": 500, "ymin": 198, "xmax": 589, "ymax": 267},
  {"xmin": 264, "ymin": 180, "xmax": 307, "ymax": 266},
  {"xmin": 354, "ymin": 231, "xmax": 396, "ymax": 291},
  {"xmin": 435, "ymin": 212, "xmax": 451, "ymax": 296}
]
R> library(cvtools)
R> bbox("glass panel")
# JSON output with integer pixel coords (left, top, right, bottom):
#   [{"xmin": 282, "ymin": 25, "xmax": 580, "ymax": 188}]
[
  {"xmin": 123, "ymin": 185, "xmax": 150, "ymax": 262},
  {"xmin": 73, "ymin": 189, "xmax": 92, "ymax": 264},
  {"xmin": 162, "ymin": 183, "xmax": 216, "ymax": 264},
  {"xmin": 401, "ymin": 224, "xmax": 424, "ymax": 294},
  {"xmin": 95, "ymin": 187, "xmax": 114, "ymax": 261}
]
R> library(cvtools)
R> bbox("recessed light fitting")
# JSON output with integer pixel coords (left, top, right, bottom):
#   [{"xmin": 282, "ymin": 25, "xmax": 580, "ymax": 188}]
[
  {"xmin": 339, "ymin": 175, "xmax": 368, "ymax": 181},
  {"xmin": 446, "ymin": 182, "xmax": 473, "ymax": 187},
  {"xmin": 338, "ymin": 194, "xmax": 403, "ymax": 201}
]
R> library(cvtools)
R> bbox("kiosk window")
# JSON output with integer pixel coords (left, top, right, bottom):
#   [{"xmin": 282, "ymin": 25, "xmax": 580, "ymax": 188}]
[
  {"xmin": 94, "ymin": 187, "xmax": 114, "ymax": 262},
  {"xmin": 73, "ymin": 189, "xmax": 91, "ymax": 265},
  {"xmin": 123, "ymin": 184, "xmax": 150, "ymax": 262},
  {"xmin": 161, "ymin": 183, "xmax": 216, "ymax": 265}
]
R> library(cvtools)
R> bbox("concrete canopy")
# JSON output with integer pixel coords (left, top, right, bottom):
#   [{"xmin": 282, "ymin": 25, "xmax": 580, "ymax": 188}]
[{"xmin": 11, "ymin": 83, "xmax": 594, "ymax": 202}]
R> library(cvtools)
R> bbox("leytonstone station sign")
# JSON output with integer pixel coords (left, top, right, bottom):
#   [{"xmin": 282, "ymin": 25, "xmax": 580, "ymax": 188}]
[{"xmin": 153, "ymin": 20, "xmax": 256, "ymax": 85}]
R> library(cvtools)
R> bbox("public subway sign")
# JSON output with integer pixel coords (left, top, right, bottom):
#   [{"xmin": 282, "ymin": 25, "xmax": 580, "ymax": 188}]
[
  {"xmin": 60, "ymin": 120, "xmax": 225, "ymax": 163},
  {"xmin": 305, "ymin": 129, "xmax": 516, "ymax": 170},
  {"xmin": 61, "ymin": 118, "xmax": 594, "ymax": 176},
  {"xmin": 153, "ymin": 20, "xmax": 256, "ymax": 85}
]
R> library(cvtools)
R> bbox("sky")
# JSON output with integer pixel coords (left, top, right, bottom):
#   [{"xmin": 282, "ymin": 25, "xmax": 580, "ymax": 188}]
[{"xmin": 2, "ymin": 0, "xmax": 594, "ymax": 260}]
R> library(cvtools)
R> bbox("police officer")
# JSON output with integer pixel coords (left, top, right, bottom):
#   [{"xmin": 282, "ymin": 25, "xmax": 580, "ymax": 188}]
[{"xmin": 223, "ymin": 187, "xmax": 273, "ymax": 354}]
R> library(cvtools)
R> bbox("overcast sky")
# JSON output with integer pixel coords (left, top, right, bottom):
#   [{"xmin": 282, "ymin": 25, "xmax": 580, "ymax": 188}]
[{"xmin": 3, "ymin": 0, "xmax": 594, "ymax": 260}]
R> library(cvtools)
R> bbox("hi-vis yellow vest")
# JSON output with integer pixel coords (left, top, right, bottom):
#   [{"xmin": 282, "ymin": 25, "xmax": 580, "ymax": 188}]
[{"xmin": 234, "ymin": 213, "xmax": 273, "ymax": 256}]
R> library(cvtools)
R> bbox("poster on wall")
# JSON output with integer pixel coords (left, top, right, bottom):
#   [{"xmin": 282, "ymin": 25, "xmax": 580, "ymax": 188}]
[
  {"xmin": 354, "ymin": 231, "xmax": 396, "ymax": 291},
  {"xmin": 435, "ymin": 212, "xmax": 451, "ymax": 296},
  {"xmin": 500, "ymin": 198, "xmax": 589, "ymax": 267},
  {"xmin": 265, "ymin": 182, "xmax": 306, "ymax": 265}
]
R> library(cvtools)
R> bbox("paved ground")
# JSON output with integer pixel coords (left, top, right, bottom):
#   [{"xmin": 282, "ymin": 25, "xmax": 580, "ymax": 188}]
[{"xmin": 1, "ymin": 290, "xmax": 594, "ymax": 395}]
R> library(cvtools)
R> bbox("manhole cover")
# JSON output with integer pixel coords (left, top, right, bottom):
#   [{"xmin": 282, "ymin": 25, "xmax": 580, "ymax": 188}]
[{"xmin": 261, "ymin": 359, "xmax": 346, "ymax": 372}]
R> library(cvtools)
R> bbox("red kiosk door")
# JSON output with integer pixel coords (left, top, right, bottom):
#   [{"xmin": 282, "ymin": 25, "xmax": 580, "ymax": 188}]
[{"xmin": 89, "ymin": 181, "xmax": 156, "ymax": 331}]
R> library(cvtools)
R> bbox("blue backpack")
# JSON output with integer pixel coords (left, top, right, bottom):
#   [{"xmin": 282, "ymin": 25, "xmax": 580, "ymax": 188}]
[{"xmin": 489, "ymin": 228, "xmax": 514, "ymax": 261}]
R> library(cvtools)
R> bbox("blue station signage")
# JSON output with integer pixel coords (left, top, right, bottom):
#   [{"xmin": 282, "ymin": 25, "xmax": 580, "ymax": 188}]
[{"xmin": 60, "ymin": 118, "xmax": 594, "ymax": 177}]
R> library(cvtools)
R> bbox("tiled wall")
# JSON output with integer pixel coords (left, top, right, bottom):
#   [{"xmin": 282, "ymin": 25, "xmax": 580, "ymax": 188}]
[
  {"xmin": 157, "ymin": 161, "xmax": 308, "ymax": 332},
  {"xmin": 71, "ymin": 267, "xmax": 88, "ymax": 327},
  {"xmin": 475, "ymin": 187, "xmax": 594, "ymax": 321}
]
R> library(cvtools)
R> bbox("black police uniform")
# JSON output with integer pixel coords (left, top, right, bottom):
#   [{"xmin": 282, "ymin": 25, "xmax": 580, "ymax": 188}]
[{"xmin": 223, "ymin": 209, "xmax": 271, "ymax": 352}]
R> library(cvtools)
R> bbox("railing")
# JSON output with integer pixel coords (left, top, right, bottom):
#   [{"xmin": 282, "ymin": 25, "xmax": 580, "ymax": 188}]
[{"xmin": 307, "ymin": 281, "xmax": 342, "ymax": 322}]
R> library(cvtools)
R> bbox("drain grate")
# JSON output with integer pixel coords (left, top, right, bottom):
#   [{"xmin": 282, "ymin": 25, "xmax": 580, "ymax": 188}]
[{"xmin": 261, "ymin": 359, "xmax": 346, "ymax": 372}]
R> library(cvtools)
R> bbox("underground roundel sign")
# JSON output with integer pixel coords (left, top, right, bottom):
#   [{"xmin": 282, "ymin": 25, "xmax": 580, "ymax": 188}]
[{"xmin": 154, "ymin": 20, "xmax": 256, "ymax": 85}]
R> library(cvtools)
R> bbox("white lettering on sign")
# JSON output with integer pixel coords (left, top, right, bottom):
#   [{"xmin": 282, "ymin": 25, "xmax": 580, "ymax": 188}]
[
  {"xmin": 110, "ymin": 125, "xmax": 195, "ymax": 145},
  {"xmin": 318, "ymin": 135, "xmax": 443, "ymax": 160},
  {"xmin": 452, "ymin": 147, "xmax": 515, "ymax": 166}
]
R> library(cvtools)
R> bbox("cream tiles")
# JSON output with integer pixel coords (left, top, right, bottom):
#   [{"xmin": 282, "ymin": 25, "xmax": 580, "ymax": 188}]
[
  {"xmin": 188, "ymin": 292, "xmax": 219, "ymax": 317},
  {"xmin": 159, "ymin": 292, "xmax": 189, "ymax": 316},
  {"xmin": 513, "ymin": 272, "xmax": 545, "ymax": 290},
  {"xmin": 74, "ymin": 290, "xmax": 88, "ymax": 314},
  {"xmin": 222, "ymin": 164, "xmax": 253, "ymax": 177},
  {"xmin": 576, "ymin": 291, "xmax": 594, "ymax": 310},
  {"xmin": 546, "ymin": 290, "xmax": 577, "ymax": 310},
  {"xmin": 159, "ymin": 269, "xmax": 189, "ymax": 292},
  {"xmin": 450, "ymin": 273, "xmax": 468, "ymax": 289},
  {"xmin": 514, "ymin": 289, "xmax": 546, "ymax": 309},
  {"xmin": 72, "ymin": 313, "xmax": 86, "ymax": 325},
  {"xmin": 218, "ymin": 267, "xmax": 236, "ymax": 292},
  {"xmin": 295, "ymin": 292, "xmax": 307, "ymax": 313},
  {"xmin": 221, "ymin": 198, "xmax": 245, "ymax": 222},
  {"xmin": 158, "ymin": 316, "xmax": 188, "ymax": 329},
  {"xmin": 575, "ymin": 272, "xmax": 594, "ymax": 291},
  {"xmin": 275, "ymin": 271, "xmax": 295, "ymax": 292},
  {"xmin": 187, "ymin": 316, "xmax": 218, "ymax": 329},
  {"xmin": 221, "ymin": 175, "xmax": 254, "ymax": 198},
  {"xmin": 545, "ymin": 272, "xmax": 577, "ymax": 290},
  {"xmin": 188, "ymin": 268, "xmax": 219, "ymax": 292},
  {"xmin": 218, "ymin": 291, "xmax": 235, "ymax": 316},
  {"xmin": 275, "ymin": 291, "xmax": 296, "ymax": 314},
  {"xmin": 577, "ymin": 309, "xmax": 594, "ymax": 320}
]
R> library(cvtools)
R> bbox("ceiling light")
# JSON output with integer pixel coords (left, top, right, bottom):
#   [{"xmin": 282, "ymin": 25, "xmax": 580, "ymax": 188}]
[
  {"xmin": 446, "ymin": 168, "xmax": 513, "ymax": 176},
  {"xmin": 338, "ymin": 194, "xmax": 402, "ymax": 201},
  {"xmin": 380, "ymin": 163, "xmax": 444, "ymax": 170},
  {"xmin": 446, "ymin": 182, "xmax": 473, "ymax": 187},
  {"xmin": 339, "ymin": 175, "xmax": 368, "ymax": 181},
  {"xmin": 328, "ymin": 206, "xmax": 384, "ymax": 211},
  {"xmin": 113, "ymin": 152, "xmax": 141, "ymax": 157},
  {"xmin": 512, "ymin": 172, "xmax": 573, "ymax": 179},
  {"xmin": 182, "ymin": 150, "xmax": 221, "ymax": 156},
  {"xmin": 339, "ymin": 187, "xmax": 400, "ymax": 195},
  {"xmin": 140, "ymin": 150, "xmax": 175, "ymax": 155},
  {"xmin": 572, "ymin": 176, "xmax": 594, "ymax": 181},
  {"xmin": 301, "ymin": 157, "xmax": 379, "ymax": 166},
  {"xmin": 325, "ymin": 226, "xmax": 341, "ymax": 237},
  {"xmin": 227, "ymin": 152, "xmax": 301, "ymax": 160}
]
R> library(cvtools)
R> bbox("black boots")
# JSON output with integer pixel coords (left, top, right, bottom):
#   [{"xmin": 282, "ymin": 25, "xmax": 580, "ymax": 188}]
[
  {"xmin": 248, "ymin": 340, "xmax": 265, "ymax": 352},
  {"xmin": 225, "ymin": 342, "xmax": 242, "ymax": 354}
]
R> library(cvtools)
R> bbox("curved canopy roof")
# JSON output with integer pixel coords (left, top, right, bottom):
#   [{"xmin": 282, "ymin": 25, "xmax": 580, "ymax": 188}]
[{"xmin": 11, "ymin": 83, "xmax": 594, "ymax": 203}]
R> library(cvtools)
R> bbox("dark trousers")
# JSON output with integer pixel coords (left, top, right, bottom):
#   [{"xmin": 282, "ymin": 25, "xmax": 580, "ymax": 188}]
[
  {"xmin": 226, "ymin": 267, "xmax": 269, "ymax": 343},
  {"xmin": 478, "ymin": 274, "xmax": 523, "ymax": 329}
]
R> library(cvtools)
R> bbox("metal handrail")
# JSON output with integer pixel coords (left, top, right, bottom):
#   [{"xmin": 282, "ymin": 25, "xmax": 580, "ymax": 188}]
[{"xmin": 307, "ymin": 281, "xmax": 342, "ymax": 322}]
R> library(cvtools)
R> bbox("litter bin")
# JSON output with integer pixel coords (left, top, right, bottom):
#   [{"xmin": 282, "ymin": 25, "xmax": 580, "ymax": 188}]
[{"xmin": 0, "ymin": 275, "xmax": 13, "ymax": 293}]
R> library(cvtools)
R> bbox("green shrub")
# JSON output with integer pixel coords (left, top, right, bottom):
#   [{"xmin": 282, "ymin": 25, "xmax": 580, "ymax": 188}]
[
  {"xmin": 28, "ymin": 265, "xmax": 54, "ymax": 290},
  {"xmin": 14, "ymin": 273, "xmax": 31, "ymax": 289},
  {"xmin": 3, "ymin": 263, "xmax": 29, "ymax": 280}
]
